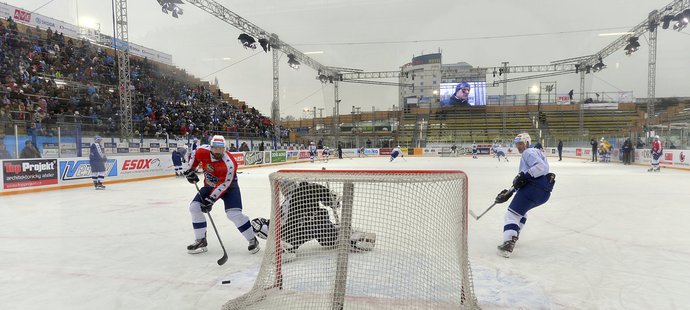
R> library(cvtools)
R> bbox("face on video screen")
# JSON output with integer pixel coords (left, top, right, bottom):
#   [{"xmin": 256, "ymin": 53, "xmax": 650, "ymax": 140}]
[{"xmin": 439, "ymin": 82, "xmax": 487, "ymax": 106}]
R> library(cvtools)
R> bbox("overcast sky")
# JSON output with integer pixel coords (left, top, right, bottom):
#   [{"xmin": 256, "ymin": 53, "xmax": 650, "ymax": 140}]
[{"xmin": 9, "ymin": 0, "xmax": 690, "ymax": 118}]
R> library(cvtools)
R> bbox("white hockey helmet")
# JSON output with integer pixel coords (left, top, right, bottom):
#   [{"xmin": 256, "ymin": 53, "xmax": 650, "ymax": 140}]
[
  {"xmin": 654, "ymin": 135, "xmax": 659, "ymax": 140},
  {"xmin": 310, "ymin": 141, "xmax": 315, "ymax": 145},
  {"xmin": 513, "ymin": 132, "xmax": 531, "ymax": 146},
  {"xmin": 210, "ymin": 135, "xmax": 226, "ymax": 154}
]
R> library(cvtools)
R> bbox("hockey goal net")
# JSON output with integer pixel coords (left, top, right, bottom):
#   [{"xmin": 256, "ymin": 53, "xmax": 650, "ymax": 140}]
[{"xmin": 223, "ymin": 169, "xmax": 479, "ymax": 310}]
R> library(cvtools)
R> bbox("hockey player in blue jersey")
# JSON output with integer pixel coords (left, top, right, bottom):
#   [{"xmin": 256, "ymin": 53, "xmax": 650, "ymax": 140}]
[
  {"xmin": 171, "ymin": 147, "xmax": 185, "ymax": 176},
  {"xmin": 89, "ymin": 135, "xmax": 107, "ymax": 189},
  {"xmin": 471, "ymin": 143, "xmax": 478, "ymax": 159},
  {"xmin": 493, "ymin": 133, "xmax": 555, "ymax": 257},
  {"xmin": 322, "ymin": 146, "xmax": 330, "ymax": 163},
  {"xmin": 390, "ymin": 146, "xmax": 403, "ymax": 162},
  {"xmin": 309, "ymin": 142, "xmax": 317, "ymax": 163}
]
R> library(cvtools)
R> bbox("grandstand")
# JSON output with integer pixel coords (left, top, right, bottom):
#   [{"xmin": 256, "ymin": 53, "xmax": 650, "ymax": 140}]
[{"xmin": 0, "ymin": 16, "xmax": 277, "ymax": 154}]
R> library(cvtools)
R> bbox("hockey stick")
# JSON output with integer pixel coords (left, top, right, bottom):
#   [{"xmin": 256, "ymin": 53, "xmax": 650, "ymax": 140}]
[
  {"xmin": 469, "ymin": 186, "xmax": 514, "ymax": 220},
  {"xmin": 194, "ymin": 183, "xmax": 229, "ymax": 266},
  {"xmin": 469, "ymin": 203, "xmax": 496, "ymax": 220}
]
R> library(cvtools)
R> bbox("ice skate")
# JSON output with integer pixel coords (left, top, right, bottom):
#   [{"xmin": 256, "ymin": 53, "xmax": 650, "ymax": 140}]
[
  {"xmin": 248, "ymin": 237, "xmax": 260, "ymax": 254},
  {"xmin": 96, "ymin": 181, "xmax": 106, "ymax": 189},
  {"xmin": 187, "ymin": 237, "xmax": 208, "ymax": 254},
  {"xmin": 654, "ymin": 167, "xmax": 660, "ymax": 172},
  {"xmin": 497, "ymin": 236, "xmax": 518, "ymax": 258}
]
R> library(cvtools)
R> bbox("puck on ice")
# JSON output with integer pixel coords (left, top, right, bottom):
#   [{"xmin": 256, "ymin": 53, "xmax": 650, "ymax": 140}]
[{"xmin": 222, "ymin": 280, "xmax": 231, "ymax": 284}]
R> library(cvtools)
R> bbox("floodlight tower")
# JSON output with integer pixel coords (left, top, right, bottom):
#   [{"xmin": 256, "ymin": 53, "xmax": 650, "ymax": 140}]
[{"xmin": 113, "ymin": 0, "xmax": 133, "ymax": 140}]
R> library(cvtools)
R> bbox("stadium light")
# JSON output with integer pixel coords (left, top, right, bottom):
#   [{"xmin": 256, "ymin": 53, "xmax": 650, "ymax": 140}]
[
  {"xmin": 238, "ymin": 33, "xmax": 257, "ymax": 49},
  {"xmin": 661, "ymin": 15, "xmax": 674, "ymax": 29},
  {"xmin": 592, "ymin": 57, "xmax": 606, "ymax": 72},
  {"xmin": 287, "ymin": 54, "xmax": 300, "ymax": 70},
  {"xmin": 258, "ymin": 38, "xmax": 270, "ymax": 52},
  {"xmin": 158, "ymin": 0, "xmax": 184, "ymax": 18},
  {"xmin": 623, "ymin": 37, "xmax": 641, "ymax": 55},
  {"xmin": 672, "ymin": 9, "xmax": 690, "ymax": 32}
]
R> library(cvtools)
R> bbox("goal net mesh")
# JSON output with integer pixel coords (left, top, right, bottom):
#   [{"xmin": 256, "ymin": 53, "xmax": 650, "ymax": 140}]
[{"xmin": 222, "ymin": 169, "xmax": 479, "ymax": 310}]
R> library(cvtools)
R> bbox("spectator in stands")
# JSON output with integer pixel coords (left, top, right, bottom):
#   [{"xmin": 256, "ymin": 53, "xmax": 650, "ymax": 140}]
[
  {"xmin": 590, "ymin": 138, "xmax": 598, "ymax": 162},
  {"xmin": 447, "ymin": 82, "xmax": 470, "ymax": 107},
  {"xmin": 557, "ymin": 140, "xmax": 563, "ymax": 161},
  {"xmin": 0, "ymin": 139, "xmax": 12, "ymax": 159},
  {"xmin": 239, "ymin": 142, "xmax": 249, "ymax": 151},
  {"xmin": 229, "ymin": 143, "xmax": 237, "ymax": 152},
  {"xmin": 20, "ymin": 140, "xmax": 41, "ymax": 158}
]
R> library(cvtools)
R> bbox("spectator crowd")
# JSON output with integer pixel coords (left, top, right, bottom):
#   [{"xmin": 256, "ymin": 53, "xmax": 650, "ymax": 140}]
[{"xmin": 0, "ymin": 17, "xmax": 282, "ymax": 149}]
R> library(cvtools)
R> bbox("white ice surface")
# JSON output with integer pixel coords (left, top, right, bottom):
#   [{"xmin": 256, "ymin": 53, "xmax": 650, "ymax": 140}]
[{"xmin": 1, "ymin": 156, "xmax": 689, "ymax": 310}]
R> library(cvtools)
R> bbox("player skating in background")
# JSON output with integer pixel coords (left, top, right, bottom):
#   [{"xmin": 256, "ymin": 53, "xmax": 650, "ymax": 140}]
[
  {"xmin": 322, "ymin": 146, "xmax": 330, "ymax": 163},
  {"xmin": 472, "ymin": 143, "xmax": 478, "ymax": 159},
  {"xmin": 493, "ymin": 143, "xmax": 508, "ymax": 162},
  {"xmin": 89, "ymin": 135, "xmax": 107, "ymax": 190},
  {"xmin": 648, "ymin": 135, "xmax": 663, "ymax": 172},
  {"xmin": 358, "ymin": 146, "xmax": 366, "ymax": 158},
  {"xmin": 171, "ymin": 147, "xmax": 185, "ymax": 176},
  {"xmin": 309, "ymin": 141, "xmax": 317, "ymax": 163},
  {"xmin": 493, "ymin": 133, "xmax": 555, "ymax": 257},
  {"xmin": 251, "ymin": 181, "xmax": 376, "ymax": 261},
  {"xmin": 599, "ymin": 138, "xmax": 611, "ymax": 162},
  {"xmin": 390, "ymin": 146, "xmax": 404, "ymax": 162},
  {"xmin": 183, "ymin": 135, "xmax": 259, "ymax": 255},
  {"xmin": 187, "ymin": 137, "xmax": 199, "ymax": 163}
]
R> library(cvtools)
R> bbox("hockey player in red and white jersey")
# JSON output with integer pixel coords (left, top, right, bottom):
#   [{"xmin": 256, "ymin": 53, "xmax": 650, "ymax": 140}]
[
  {"xmin": 183, "ymin": 135, "xmax": 259, "ymax": 254},
  {"xmin": 648, "ymin": 135, "xmax": 663, "ymax": 172}
]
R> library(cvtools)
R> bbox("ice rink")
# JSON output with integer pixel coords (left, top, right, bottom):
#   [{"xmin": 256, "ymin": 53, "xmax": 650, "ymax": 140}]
[{"xmin": 1, "ymin": 154, "xmax": 689, "ymax": 310}]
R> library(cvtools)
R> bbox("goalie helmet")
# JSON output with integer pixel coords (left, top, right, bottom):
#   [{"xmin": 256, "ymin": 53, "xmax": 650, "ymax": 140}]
[
  {"xmin": 251, "ymin": 218, "xmax": 269, "ymax": 239},
  {"xmin": 513, "ymin": 132, "xmax": 531, "ymax": 146}
]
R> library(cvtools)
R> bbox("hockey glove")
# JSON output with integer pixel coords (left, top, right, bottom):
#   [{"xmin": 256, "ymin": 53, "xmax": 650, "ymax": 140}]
[
  {"xmin": 200, "ymin": 197, "xmax": 215, "ymax": 213},
  {"xmin": 512, "ymin": 172, "xmax": 530, "ymax": 189},
  {"xmin": 184, "ymin": 169, "xmax": 199, "ymax": 184},
  {"xmin": 495, "ymin": 189, "xmax": 514, "ymax": 204}
]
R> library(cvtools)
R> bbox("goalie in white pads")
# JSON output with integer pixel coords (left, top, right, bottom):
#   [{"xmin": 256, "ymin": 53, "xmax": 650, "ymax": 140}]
[{"xmin": 251, "ymin": 181, "xmax": 376, "ymax": 260}]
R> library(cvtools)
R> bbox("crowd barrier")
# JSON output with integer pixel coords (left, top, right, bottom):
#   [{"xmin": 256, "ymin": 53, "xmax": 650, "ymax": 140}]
[{"xmin": 2, "ymin": 146, "xmax": 687, "ymax": 195}]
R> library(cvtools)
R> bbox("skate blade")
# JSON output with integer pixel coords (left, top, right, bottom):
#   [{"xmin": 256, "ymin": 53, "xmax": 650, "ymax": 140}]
[
  {"xmin": 248, "ymin": 245, "xmax": 260, "ymax": 254},
  {"xmin": 188, "ymin": 247, "xmax": 208, "ymax": 254}
]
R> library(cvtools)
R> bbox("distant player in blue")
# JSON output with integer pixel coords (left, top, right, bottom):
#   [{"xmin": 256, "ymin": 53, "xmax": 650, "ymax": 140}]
[
  {"xmin": 493, "ymin": 133, "xmax": 555, "ymax": 257},
  {"xmin": 471, "ymin": 143, "xmax": 478, "ymax": 159},
  {"xmin": 172, "ymin": 147, "xmax": 185, "ymax": 176},
  {"xmin": 390, "ymin": 146, "xmax": 403, "ymax": 162},
  {"xmin": 89, "ymin": 135, "xmax": 107, "ymax": 190},
  {"xmin": 309, "ymin": 142, "xmax": 317, "ymax": 163}
]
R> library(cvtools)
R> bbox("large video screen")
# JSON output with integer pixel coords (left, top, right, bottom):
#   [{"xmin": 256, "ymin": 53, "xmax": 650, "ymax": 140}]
[{"xmin": 439, "ymin": 82, "xmax": 487, "ymax": 106}]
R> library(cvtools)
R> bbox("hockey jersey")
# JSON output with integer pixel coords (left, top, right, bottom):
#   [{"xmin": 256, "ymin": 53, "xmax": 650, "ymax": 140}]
[{"xmin": 188, "ymin": 145, "xmax": 238, "ymax": 200}]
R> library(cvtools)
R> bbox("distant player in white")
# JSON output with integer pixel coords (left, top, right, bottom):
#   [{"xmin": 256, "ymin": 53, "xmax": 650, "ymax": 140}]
[
  {"xmin": 472, "ymin": 143, "xmax": 478, "ymax": 159},
  {"xmin": 390, "ymin": 146, "xmax": 403, "ymax": 162},
  {"xmin": 358, "ymin": 146, "xmax": 366, "ymax": 158},
  {"xmin": 648, "ymin": 135, "xmax": 663, "ymax": 172},
  {"xmin": 322, "ymin": 146, "xmax": 330, "ymax": 163},
  {"xmin": 309, "ymin": 142, "xmax": 317, "ymax": 163},
  {"xmin": 493, "ymin": 144, "xmax": 508, "ymax": 162}
]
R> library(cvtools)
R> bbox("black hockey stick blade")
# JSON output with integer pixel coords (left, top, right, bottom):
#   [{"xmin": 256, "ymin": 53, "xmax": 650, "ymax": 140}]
[{"xmin": 217, "ymin": 251, "xmax": 228, "ymax": 266}]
